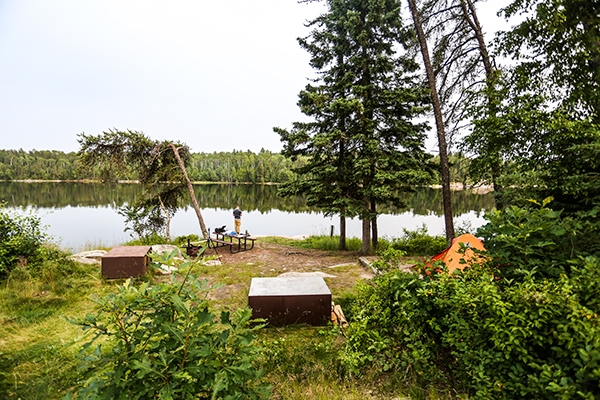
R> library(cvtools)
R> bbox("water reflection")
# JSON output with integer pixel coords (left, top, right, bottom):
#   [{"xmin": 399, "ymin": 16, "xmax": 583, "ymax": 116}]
[{"xmin": 0, "ymin": 182, "xmax": 495, "ymax": 251}]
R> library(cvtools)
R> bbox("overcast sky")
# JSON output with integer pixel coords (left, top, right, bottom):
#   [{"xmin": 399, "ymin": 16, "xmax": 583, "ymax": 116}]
[{"xmin": 0, "ymin": 0, "xmax": 511, "ymax": 154}]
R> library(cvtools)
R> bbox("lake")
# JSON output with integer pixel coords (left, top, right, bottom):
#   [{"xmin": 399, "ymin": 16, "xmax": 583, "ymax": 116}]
[{"xmin": 0, "ymin": 182, "xmax": 496, "ymax": 252}]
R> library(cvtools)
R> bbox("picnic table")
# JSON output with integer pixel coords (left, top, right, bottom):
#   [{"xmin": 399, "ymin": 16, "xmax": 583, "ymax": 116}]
[{"xmin": 208, "ymin": 231, "xmax": 257, "ymax": 253}]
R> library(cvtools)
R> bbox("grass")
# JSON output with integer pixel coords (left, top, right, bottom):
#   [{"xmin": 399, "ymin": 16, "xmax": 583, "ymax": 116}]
[
  {"xmin": 0, "ymin": 257, "xmax": 109, "ymax": 399},
  {"xmin": 262, "ymin": 235, "xmax": 367, "ymax": 252},
  {"xmin": 0, "ymin": 234, "xmax": 450, "ymax": 399}
]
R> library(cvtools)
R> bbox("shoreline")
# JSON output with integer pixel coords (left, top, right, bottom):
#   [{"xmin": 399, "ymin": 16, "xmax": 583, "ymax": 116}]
[{"xmin": 4, "ymin": 180, "xmax": 495, "ymax": 193}]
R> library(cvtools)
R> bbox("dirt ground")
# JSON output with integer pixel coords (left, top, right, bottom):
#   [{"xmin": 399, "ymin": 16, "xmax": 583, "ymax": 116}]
[
  {"xmin": 207, "ymin": 239, "xmax": 365, "ymax": 272},
  {"xmin": 198, "ymin": 239, "xmax": 375, "ymax": 303}
]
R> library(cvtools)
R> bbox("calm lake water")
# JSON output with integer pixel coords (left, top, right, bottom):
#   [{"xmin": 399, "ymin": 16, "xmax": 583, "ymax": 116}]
[{"xmin": 1, "ymin": 182, "xmax": 496, "ymax": 252}]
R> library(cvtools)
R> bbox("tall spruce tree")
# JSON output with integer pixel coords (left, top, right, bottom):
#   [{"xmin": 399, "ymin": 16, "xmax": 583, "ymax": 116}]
[{"xmin": 275, "ymin": 0, "xmax": 432, "ymax": 254}]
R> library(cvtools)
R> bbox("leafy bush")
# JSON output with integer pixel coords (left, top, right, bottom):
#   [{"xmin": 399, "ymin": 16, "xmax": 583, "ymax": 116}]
[
  {"xmin": 173, "ymin": 234, "xmax": 201, "ymax": 247},
  {"xmin": 342, "ymin": 203, "xmax": 600, "ymax": 398},
  {"xmin": 370, "ymin": 248, "xmax": 407, "ymax": 273},
  {"xmin": 389, "ymin": 225, "xmax": 447, "ymax": 256},
  {"xmin": 0, "ymin": 206, "xmax": 48, "ymax": 280},
  {"xmin": 343, "ymin": 261, "xmax": 600, "ymax": 398},
  {"xmin": 68, "ymin": 251, "xmax": 270, "ymax": 399},
  {"xmin": 478, "ymin": 197, "xmax": 600, "ymax": 280}
]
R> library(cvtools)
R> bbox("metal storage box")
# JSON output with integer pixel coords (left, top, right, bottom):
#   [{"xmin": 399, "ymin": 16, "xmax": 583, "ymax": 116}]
[
  {"xmin": 248, "ymin": 277, "xmax": 332, "ymax": 326},
  {"xmin": 101, "ymin": 246, "xmax": 152, "ymax": 279}
]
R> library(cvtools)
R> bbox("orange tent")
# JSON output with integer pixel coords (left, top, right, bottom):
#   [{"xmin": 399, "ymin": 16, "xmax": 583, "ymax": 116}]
[{"xmin": 431, "ymin": 233, "xmax": 486, "ymax": 273}]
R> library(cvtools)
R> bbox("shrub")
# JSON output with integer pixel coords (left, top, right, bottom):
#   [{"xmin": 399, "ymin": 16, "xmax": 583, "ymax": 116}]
[
  {"xmin": 389, "ymin": 225, "xmax": 447, "ymax": 256},
  {"xmin": 343, "ymin": 261, "xmax": 600, "ymax": 398},
  {"xmin": 68, "ymin": 251, "xmax": 270, "ymax": 399},
  {"xmin": 297, "ymin": 235, "xmax": 364, "ymax": 251},
  {"xmin": 173, "ymin": 234, "xmax": 201, "ymax": 247},
  {"xmin": 343, "ymin": 203, "xmax": 600, "ymax": 398},
  {"xmin": 0, "ymin": 206, "xmax": 48, "ymax": 280},
  {"xmin": 477, "ymin": 197, "xmax": 600, "ymax": 280},
  {"xmin": 122, "ymin": 232, "xmax": 169, "ymax": 246}
]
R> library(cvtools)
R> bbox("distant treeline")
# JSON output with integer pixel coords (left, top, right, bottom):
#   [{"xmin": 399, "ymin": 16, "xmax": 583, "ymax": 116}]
[
  {"xmin": 0, "ymin": 182, "xmax": 495, "ymax": 217},
  {"xmin": 0, "ymin": 149, "xmax": 304, "ymax": 183}
]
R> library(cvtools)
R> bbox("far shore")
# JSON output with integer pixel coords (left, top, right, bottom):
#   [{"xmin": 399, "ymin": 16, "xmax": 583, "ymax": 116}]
[{"xmin": 4, "ymin": 179, "xmax": 495, "ymax": 193}]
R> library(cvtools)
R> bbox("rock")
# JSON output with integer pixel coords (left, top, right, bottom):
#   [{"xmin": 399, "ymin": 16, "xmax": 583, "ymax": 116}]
[
  {"xmin": 277, "ymin": 271, "xmax": 336, "ymax": 278},
  {"xmin": 155, "ymin": 264, "xmax": 177, "ymax": 275},
  {"xmin": 151, "ymin": 245, "xmax": 182, "ymax": 258},
  {"xmin": 70, "ymin": 250, "xmax": 107, "ymax": 265}
]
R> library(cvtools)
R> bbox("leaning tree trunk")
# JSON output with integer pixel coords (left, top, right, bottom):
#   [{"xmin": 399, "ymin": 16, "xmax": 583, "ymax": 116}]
[
  {"xmin": 408, "ymin": 0, "xmax": 455, "ymax": 246},
  {"xmin": 169, "ymin": 144, "xmax": 209, "ymax": 239}
]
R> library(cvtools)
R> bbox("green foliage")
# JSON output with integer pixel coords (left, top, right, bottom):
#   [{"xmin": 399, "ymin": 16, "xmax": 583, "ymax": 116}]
[
  {"xmin": 172, "ymin": 234, "xmax": 201, "ymax": 247},
  {"xmin": 0, "ymin": 206, "xmax": 48, "ymax": 280},
  {"xmin": 478, "ymin": 198, "xmax": 600, "ymax": 280},
  {"xmin": 0, "ymin": 149, "xmax": 82, "ymax": 181},
  {"xmin": 68, "ymin": 251, "xmax": 270, "ymax": 399},
  {"xmin": 0, "ymin": 148, "xmax": 302, "ymax": 184},
  {"xmin": 389, "ymin": 225, "xmax": 447, "ymax": 256},
  {"xmin": 343, "ymin": 204, "xmax": 600, "ymax": 398},
  {"xmin": 464, "ymin": 0, "xmax": 600, "ymax": 210},
  {"xmin": 276, "ymin": 0, "xmax": 433, "ymax": 254},
  {"xmin": 189, "ymin": 149, "xmax": 301, "ymax": 184},
  {"xmin": 122, "ymin": 233, "xmax": 170, "ymax": 247},
  {"xmin": 370, "ymin": 248, "xmax": 407, "ymax": 273},
  {"xmin": 344, "ymin": 260, "xmax": 600, "ymax": 398},
  {"xmin": 501, "ymin": 0, "xmax": 600, "ymax": 118}
]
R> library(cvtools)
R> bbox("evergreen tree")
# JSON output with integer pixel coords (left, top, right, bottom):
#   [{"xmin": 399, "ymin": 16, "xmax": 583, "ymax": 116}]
[{"xmin": 276, "ymin": 0, "xmax": 432, "ymax": 254}]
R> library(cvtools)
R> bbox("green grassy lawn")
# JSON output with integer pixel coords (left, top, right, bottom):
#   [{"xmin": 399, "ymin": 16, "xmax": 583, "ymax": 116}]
[{"xmin": 0, "ymin": 238, "xmax": 443, "ymax": 400}]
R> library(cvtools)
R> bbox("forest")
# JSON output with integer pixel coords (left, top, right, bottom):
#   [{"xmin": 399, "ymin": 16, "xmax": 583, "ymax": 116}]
[
  {"xmin": 0, "ymin": 147, "xmax": 472, "ymax": 189},
  {"xmin": 0, "ymin": 148, "xmax": 302, "ymax": 184}
]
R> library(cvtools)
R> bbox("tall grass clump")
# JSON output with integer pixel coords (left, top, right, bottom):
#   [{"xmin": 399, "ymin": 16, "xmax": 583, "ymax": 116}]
[{"xmin": 122, "ymin": 232, "xmax": 169, "ymax": 246}]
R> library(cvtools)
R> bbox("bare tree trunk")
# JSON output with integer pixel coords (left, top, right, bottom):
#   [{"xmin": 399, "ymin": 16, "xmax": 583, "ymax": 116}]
[
  {"xmin": 371, "ymin": 200, "xmax": 378, "ymax": 251},
  {"xmin": 361, "ymin": 218, "xmax": 371, "ymax": 255},
  {"xmin": 361, "ymin": 197, "xmax": 371, "ymax": 255},
  {"xmin": 169, "ymin": 144, "xmax": 209, "ymax": 239},
  {"xmin": 408, "ymin": 0, "xmax": 455, "ymax": 246},
  {"xmin": 340, "ymin": 213, "xmax": 347, "ymax": 251}
]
